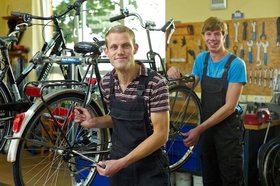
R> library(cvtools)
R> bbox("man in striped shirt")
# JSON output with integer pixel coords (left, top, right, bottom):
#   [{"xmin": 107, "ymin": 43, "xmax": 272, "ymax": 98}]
[{"xmin": 74, "ymin": 25, "xmax": 170, "ymax": 186}]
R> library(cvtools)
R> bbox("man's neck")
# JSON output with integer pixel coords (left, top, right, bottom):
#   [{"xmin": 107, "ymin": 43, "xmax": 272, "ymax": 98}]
[{"xmin": 210, "ymin": 49, "xmax": 228, "ymax": 62}]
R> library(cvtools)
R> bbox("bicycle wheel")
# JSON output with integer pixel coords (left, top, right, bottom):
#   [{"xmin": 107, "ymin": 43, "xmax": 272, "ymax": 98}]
[
  {"xmin": 258, "ymin": 137, "xmax": 280, "ymax": 186},
  {"xmin": 0, "ymin": 83, "xmax": 13, "ymax": 153},
  {"xmin": 261, "ymin": 137, "xmax": 280, "ymax": 186},
  {"xmin": 13, "ymin": 90, "xmax": 110, "ymax": 186},
  {"xmin": 166, "ymin": 85, "xmax": 202, "ymax": 171}
]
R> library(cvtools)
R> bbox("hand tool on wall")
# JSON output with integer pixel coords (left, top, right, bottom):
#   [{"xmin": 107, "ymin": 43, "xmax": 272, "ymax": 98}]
[
  {"xmin": 181, "ymin": 36, "xmax": 186, "ymax": 47},
  {"xmin": 247, "ymin": 40, "xmax": 253, "ymax": 64},
  {"xmin": 198, "ymin": 39, "xmax": 202, "ymax": 52},
  {"xmin": 262, "ymin": 41, "xmax": 269, "ymax": 66},
  {"xmin": 264, "ymin": 68, "xmax": 267, "ymax": 87},
  {"xmin": 249, "ymin": 68, "xmax": 252, "ymax": 84},
  {"xmin": 234, "ymin": 22, "xmax": 239, "ymax": 42},
  {"xmin": 251, "ymin": 22, "xmax": 257, "ymax": 41},
  {"xmin": 260, "ymin": 22, "xmax": 267, "ymax": 40},
  {"xmin": 269, "ymin": 69, "xmax": 273, "ymax": 88},
  {"xmin": 225, "ymin": 24, "xmax": 230, "ymax": 48},
  {"xmin": 233, "ymin": 45, "xmax": 238, "ymax": 55},
  {"xmin": 187, "ymin": 49, "xmax": 196, "ymax": 60},
  {"xmin": 277, "ymin": 17, "xmax": 280, "ymax": 46},
  {"xmin": 242, "ymin": 22, "xmax": 248, "ymax": 40},
  {"xmin": 258, "ymin": 68, "xmax": 262, "ymax": 87},
  {"xmin": 256, "ymin": 41, "xmax": 262, "ymax": 66},
  {"xmin": 240, "ymin": 44, "xmax": 244, "ymax": 59},
  {"xmin": 254, "ymin": 69, "xmax": 257, "ymax": 85}
]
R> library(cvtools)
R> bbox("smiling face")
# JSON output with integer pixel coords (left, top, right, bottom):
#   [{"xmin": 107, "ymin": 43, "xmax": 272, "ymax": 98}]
[
  {"xmin": 203, "ymin": 30, "xmax": 225, "ymax": 53},
  {"xmin": 201, "ymin": 17, "xmax": 227, "ymax": 54},
  {"xmin": 104, "ymin": 25, "xmax": 138, "ymax": 72}
]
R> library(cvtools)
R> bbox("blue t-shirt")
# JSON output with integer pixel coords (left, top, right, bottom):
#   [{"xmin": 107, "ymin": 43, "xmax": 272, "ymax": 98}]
[{"xmin": 192, "ymin": 51, "xmax": 247, "ymax": 84}]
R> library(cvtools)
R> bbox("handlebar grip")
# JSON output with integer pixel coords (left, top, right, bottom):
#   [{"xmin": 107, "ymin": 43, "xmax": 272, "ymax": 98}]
[
  {"xmin": 109, "ymin": 14, "xmax": 126, "ymax": 22},
  {"xmin": 161, "ymin": 19, "xmax": 174, "ymax": 32},
  {"xmin": 11, "ymin": 11, "xmax": 26, "ymax": 18}
]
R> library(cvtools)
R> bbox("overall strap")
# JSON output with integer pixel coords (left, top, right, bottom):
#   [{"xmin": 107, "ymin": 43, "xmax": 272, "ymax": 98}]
[
  {"xmin": 221, "ymin": 54, "xmax": 236, "ymax": 79},
  {"xmin": 203, "ymin": 52, "xmax": 210, "ymax": 75}
]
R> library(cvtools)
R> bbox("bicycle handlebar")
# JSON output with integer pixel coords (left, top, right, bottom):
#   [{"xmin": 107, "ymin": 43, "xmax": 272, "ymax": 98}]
[
  {"xmin": 11, "ymin": 0, "xmax": 86, "ymax": 23},
  {"xmin": 109, "ymin": 8, "xmax": 174, "ymax": 32}
]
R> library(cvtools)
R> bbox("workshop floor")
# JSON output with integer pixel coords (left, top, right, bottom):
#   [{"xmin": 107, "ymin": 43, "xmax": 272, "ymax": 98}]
[{"xmin": 0, "ymin": 153, "xmax": 13, "ymax": 186}]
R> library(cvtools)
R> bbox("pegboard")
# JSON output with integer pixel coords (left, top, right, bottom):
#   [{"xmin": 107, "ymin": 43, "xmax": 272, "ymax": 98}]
[{"xmin": 166, "ymin": 17, "xmax": 280, "ymax": 96}]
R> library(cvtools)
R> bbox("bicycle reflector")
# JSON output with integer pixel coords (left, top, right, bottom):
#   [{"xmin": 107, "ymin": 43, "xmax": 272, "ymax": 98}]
[
  {"xmin": 13, "ymin": 113, "xmax": 25, "ymax": 133},
  {"xmin": 24, "ymin": 85, "xmax": 41, "ymax": 97}
]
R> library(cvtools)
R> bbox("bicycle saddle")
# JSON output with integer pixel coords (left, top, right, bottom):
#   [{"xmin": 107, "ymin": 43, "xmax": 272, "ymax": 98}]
[{"xmin": 74, "ymin": 41, "xmax": 104, "ymax": 55}]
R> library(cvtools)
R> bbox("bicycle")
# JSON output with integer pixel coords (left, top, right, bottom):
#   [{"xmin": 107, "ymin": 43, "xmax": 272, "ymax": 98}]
[
  {"xmin": 257, "ymin": 116, "xmax": 280, "ymax": 185},
  {"xmin": 7, "ymin": 40, "xmax": 110, "ymax": 186},
  {"xmin": 0, "ymin": 0, "xmax": 86, "ymax": 153},
  {"xmin": 6, "ymin": 9, "xmax": 202, "ymax": 185}
]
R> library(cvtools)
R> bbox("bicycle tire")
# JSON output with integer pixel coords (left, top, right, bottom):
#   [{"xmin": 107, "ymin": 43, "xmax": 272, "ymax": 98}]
[
  {"xmin": 13, "ymin": 90, "xmax": 110, "ymax": 186},
  {"xmin": 0, "ymin": 83, "xmax": 13, "ymax": 153},
  {"xmin": 258, "ymin": 137, "xmax": 280, "ymax": 186},
  {"xmin": 262, "ymin": 137, "xmax": 280, "ymax": 186},
  {"xmin": 166, "ymin": 85, "xmax": 202, "ymax": 171}
]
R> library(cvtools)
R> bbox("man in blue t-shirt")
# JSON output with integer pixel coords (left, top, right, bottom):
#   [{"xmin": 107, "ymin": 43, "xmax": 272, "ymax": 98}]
[{"xmin": 168, "ymin": 17, "xmax": 247, "ymax": 186}]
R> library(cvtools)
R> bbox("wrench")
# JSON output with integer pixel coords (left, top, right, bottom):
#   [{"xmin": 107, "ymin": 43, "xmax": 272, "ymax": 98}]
[
  {"xmin": 242, "ymin": 22, "xmax": 248, "ymax": 40},
  {"xmin": 249, "ymin": 68, "xmax": 252, "ymax": 84},
  {"xmin": 251, "ymin": 22, "xmax": 257, "ymax": 41},
  {"xmin": 234, "ymin": 22, "xmax": 240, "ymax": 42},
  {"xmin": 260, "ymin": 22, "xmax": 267, "ymax": 40},
  {"xmin": 256, "ymin": 41, "xmax": 262, "ymax": 66},
  {"xmin": 258, "ymin": 68, "xmax": 262, "ymax": 87},
  {"xmin": 247, "ymin": 40, "xmax": 253, "ymax": 64},
  {"xmin": 262, "ymin": 41, "xmax": 269, "ymax": 65},
  {"xmin": 269, "ymin": 69, "xmax": 273, "ymax": 88},
  {"xmin": 264, "ymin": 68, "xmax": 267, "ymax": 87},
  {"xmin": 240, "ymin": 44, "xmax": 244, "ymax": 59}
]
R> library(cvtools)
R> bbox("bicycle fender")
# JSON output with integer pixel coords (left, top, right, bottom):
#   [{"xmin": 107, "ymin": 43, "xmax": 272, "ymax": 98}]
[{"xmin": 7, "ymin": 107, "xmax": 37, "ymax": 162}]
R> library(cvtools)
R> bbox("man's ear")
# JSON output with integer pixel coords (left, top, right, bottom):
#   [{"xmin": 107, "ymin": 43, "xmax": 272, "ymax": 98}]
[
  {"xmin": 133, "ymin": 44, "xmax": 139, "ymax": 54},
  {"xmin": 103, "ymin": 47, "xmax": 108, "ymax": 55}
]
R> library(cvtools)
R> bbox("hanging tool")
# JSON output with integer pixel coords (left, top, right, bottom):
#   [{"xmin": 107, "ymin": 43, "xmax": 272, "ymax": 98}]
[
  {"xmin": 181, "ymin": 36, "xmax": 186, "ymax": 47},
  {"xmin": 260, "ymin": 22, "xmax": 267, "ymax": 40},
  {"xmin": 247, "ymin": 40, "xmax": 253, "ymax": 64},
  {"xmin": 240, "ymin": 44, "xmax": 244, "ymax": 59},
  {"xmin": 225, "ymin": 24, "xmax": 230, "ymax": 48},
  {"xmin": 277, "ymin": 17, "xmax": 280, "ymax": 46},
  {"xmin": 254, "ymin": 69, "xmax": 257, "ymax": 85},
  {"xmin": 251, "ymin": 22, "xmax": 257, "ymax": 41},
  {"xmin": 233, "ymin": 45, "xmax": 238, "ymax": 55},
  {"xmin": 249, "ymin": 68, "xmax": 252, "ymax": 84},
  {"xmin": 187, "ymin": 49, "xmax": 196, "ymax": 60},
  {"xmin": 262, "ymin": 41, "xmax": 269, "ymax": 66},
  {"xmin": 269, "ymin": 69, "xmax": 273, "ymax": 88},
  {"xmin": 242, "ymin": 22, "xmax": 248, "ymax": 40},
  {"xmin": 256, "ymin": 41, "xmax": 262, "ymax": 66},
  {"xmin": 264, "ymin": 68, "xmax": 267, "ymax": 87},
  {"xmin": 258, "ymin": 68, "xmax": 262, "ymax": 87},
  {"xmin": 234, "ymin": 22, "xmax": 240, "ymax": 42}
]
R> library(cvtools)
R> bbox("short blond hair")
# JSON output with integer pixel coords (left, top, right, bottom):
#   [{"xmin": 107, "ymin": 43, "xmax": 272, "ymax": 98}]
[{"xmin": 105, "ymin": 25, "xmax": 136, "ymax": 46}]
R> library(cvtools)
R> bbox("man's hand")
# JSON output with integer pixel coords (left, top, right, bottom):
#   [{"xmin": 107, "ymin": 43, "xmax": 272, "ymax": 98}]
[
  {"xmin": 96, "ymin": 158, "xmax": 127, "ymax": 177},
  {"xmin": 74, "ymin": 107, "xmax": 93, "ymax": 128},
  {"xmin": 167, "ymin": 66, "xmax": 181, "ymax": 79}
]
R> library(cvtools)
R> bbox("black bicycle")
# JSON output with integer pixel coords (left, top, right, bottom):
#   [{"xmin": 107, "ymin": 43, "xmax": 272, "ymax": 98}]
[
  {"xmin": 0, "ymin": 0, "xmax": 86, "ymax": 153},
  {"xmin": 6, "ymin": 9, "xmax": 202, "ymax": 186}
]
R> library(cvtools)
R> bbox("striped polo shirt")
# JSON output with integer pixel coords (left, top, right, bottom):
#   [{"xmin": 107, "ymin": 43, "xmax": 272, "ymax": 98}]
[{"xmin": 100, "ymin": 61, "xmax": 169, "ymax": 118}]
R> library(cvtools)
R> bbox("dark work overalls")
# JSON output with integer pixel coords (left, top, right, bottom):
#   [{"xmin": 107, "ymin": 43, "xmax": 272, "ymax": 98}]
[
  {"xmin": 108, "ymin": 70, "xmax": 170, "ymax": 186},
  {"xmin": 200, "ymin": 53, "xmax": 244, "ymax": 186}
]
